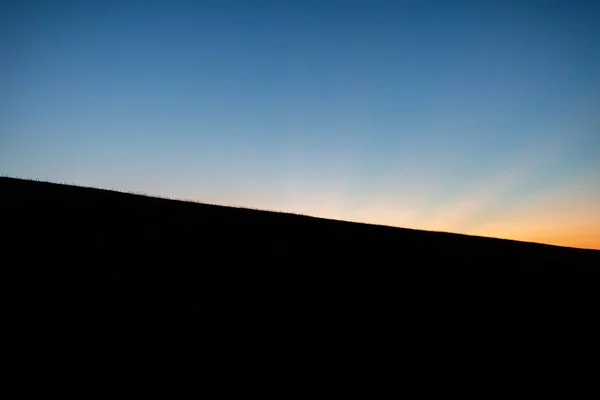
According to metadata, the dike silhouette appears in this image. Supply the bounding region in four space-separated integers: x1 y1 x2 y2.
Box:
2 176 599 319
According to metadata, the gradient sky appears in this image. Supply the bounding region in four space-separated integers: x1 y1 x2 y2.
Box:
2 0 599 249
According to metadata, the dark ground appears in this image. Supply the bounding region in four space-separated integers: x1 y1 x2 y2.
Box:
2 176 599 324
4 175 600 380
4 175 597 400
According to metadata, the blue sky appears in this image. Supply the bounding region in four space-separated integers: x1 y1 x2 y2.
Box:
2 0 599 248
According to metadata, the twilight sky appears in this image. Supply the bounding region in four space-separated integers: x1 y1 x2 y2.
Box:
2 0 599 249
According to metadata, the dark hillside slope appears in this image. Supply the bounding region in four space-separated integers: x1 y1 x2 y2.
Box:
2 176 599 316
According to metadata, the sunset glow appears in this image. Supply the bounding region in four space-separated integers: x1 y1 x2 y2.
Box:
2 1 599 249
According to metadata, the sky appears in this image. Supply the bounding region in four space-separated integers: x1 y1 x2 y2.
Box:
2 0 599 249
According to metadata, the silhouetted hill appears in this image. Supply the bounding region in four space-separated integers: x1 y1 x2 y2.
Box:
2 176 599 320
